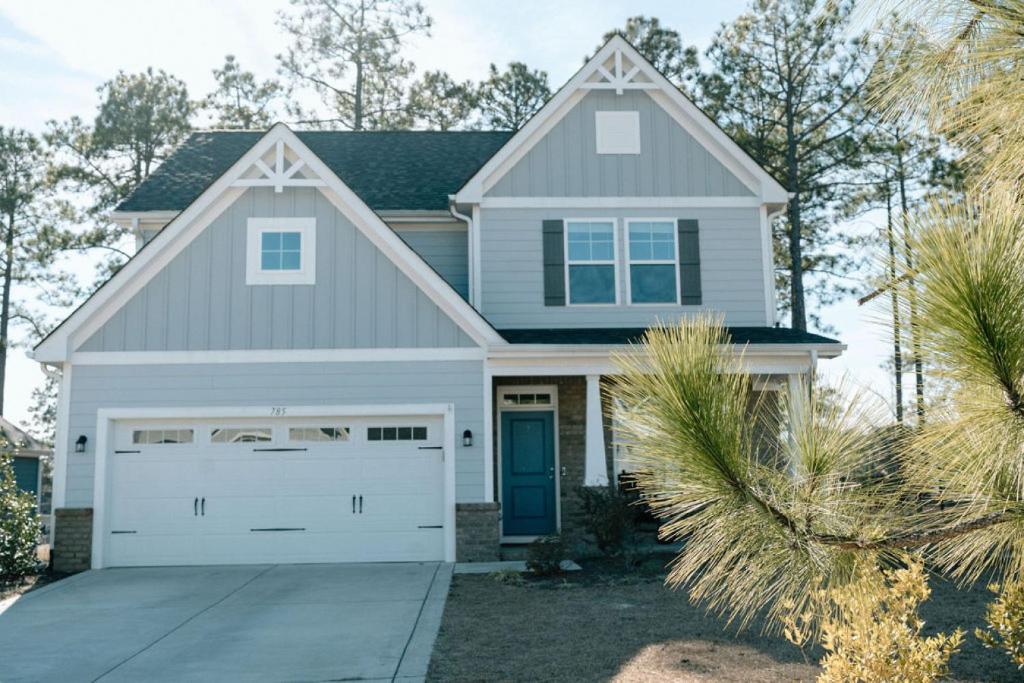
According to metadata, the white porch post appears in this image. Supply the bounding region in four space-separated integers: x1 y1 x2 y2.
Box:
584 374 609 486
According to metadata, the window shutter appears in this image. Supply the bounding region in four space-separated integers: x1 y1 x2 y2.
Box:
678 219 702 305
542 220 566 306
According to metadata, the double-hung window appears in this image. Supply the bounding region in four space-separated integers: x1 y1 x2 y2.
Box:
246 217 316 285
626 219 678 304
565 220 617 305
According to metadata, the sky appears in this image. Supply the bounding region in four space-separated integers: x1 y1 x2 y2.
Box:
0 0 895 432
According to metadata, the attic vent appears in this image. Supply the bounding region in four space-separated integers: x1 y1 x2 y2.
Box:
595 111 641 155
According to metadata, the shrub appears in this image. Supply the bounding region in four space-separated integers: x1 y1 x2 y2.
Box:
525 534 564 576
489 568 526 586
577 485 638 556
783 560 963 683
976 580 1024 669
0 453 41 581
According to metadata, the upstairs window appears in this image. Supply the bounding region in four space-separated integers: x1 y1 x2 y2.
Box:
626 220 678 304
246 217 316 285
565 220 617 305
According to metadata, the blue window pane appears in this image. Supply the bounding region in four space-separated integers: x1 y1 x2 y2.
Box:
591 238 614 260
568 242 590 260
261 232 281 250
630 222 675 261
280 251 301 270
568 222 615 262
281 232 301 250
630 264 677 303
261 251 281 270
652 241 675 260
629 240 652 260
569 265 616 304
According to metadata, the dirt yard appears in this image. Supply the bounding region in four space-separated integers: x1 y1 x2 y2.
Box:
428 557 1021 682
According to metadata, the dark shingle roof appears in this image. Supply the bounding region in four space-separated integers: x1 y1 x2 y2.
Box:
116 130 514 213
498 327 841 346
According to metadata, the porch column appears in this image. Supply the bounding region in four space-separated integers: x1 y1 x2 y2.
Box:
584 374 609 486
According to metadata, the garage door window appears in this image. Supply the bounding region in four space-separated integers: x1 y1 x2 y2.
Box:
211 428 272 443
132 429 194 445
367 426 428 441
289 427 350 442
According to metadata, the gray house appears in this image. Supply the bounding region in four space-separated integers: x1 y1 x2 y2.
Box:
32 37 843 572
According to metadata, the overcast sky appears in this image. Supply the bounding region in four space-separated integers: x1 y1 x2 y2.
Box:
0 0 894 431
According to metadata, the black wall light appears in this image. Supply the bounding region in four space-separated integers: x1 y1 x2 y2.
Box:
75 435 87 453
462 429 473 447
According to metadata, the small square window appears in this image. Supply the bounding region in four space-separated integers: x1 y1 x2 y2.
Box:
247 218 316 285
368 427 382 441
595 111 641 154
412 427 428 440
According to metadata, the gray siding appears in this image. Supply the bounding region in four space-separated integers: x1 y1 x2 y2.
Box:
393 228 469 300
487 91 753 198
64 361 485 506
479 206 769 328
80 188 475 352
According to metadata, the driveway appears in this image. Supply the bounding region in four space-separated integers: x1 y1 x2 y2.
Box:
0 562 452 682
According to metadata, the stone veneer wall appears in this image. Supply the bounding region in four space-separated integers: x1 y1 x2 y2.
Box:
492 376 615 550
53 507 93 574
455 502 501 561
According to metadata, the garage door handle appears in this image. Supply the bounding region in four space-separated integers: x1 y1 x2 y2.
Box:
352 495 356 514
201 497 206 516
359 495 363 514
194 497 198 516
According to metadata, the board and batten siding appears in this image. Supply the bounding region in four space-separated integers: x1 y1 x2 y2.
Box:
486 90 753 198
78 187 475 352
393 227 469 300
479 206 769 328
64 361 485 506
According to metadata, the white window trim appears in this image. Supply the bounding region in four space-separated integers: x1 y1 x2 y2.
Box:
624 218 680 306
246 217 317 285
595 110 641 155
564 218 620 307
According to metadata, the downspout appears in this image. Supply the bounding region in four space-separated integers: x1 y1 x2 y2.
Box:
448 196 476 309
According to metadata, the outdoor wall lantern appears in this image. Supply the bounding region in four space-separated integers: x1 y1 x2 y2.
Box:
462 429 473 447
75 435 87 453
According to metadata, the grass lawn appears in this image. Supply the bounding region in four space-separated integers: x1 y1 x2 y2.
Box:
428 556 1021 682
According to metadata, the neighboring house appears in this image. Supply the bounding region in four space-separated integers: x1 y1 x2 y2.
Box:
0 416 52 530
31 37 843 573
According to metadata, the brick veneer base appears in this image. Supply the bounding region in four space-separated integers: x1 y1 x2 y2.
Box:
53 507 93 574
455 502 501 561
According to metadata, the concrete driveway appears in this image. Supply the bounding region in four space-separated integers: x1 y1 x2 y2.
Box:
0 562 452 682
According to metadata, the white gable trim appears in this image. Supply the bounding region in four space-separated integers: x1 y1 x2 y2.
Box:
34 125 504 363
454 36 789 205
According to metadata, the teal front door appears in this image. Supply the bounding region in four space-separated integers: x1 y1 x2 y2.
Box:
501 411 556 536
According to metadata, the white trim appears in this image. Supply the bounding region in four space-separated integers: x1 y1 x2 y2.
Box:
479 196 764 209
584 374 609 486
245 217 316 286
763 206 783 326
595 110 641 155
34 124 504 363
91 402 457 569
624 218 680 306
70 347 485 366
495 384 561 538
51 364 71 513
564 218 620 306
454 36 788 205
482 365 494 503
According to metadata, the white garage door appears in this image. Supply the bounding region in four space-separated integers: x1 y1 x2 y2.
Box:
104 415 445 567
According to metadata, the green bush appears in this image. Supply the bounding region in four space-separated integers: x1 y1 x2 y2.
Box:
0 453 41 581
578 485 638 556
977 580 1024 669
526 534 564 576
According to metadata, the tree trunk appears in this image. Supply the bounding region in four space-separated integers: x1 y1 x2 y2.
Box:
895 132 925 420
0 208 15 415
353 0 366 131
885 179 904 424
785 113 806 331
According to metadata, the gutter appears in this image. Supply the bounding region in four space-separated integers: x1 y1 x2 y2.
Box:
448 196 476 308
486 342 847 360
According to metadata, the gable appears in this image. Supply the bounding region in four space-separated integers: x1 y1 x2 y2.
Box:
78 187 476 352
486 90 753 198
456 36 788 205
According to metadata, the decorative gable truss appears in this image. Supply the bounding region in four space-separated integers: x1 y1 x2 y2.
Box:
233 139 326 192
582 47 656 95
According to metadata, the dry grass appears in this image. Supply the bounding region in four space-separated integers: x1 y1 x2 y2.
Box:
428 558 1021 682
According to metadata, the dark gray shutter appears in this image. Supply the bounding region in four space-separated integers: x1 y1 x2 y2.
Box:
542 219 565 306
678 219 702 305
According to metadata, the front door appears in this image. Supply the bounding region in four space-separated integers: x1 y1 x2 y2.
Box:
501 410 556 536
